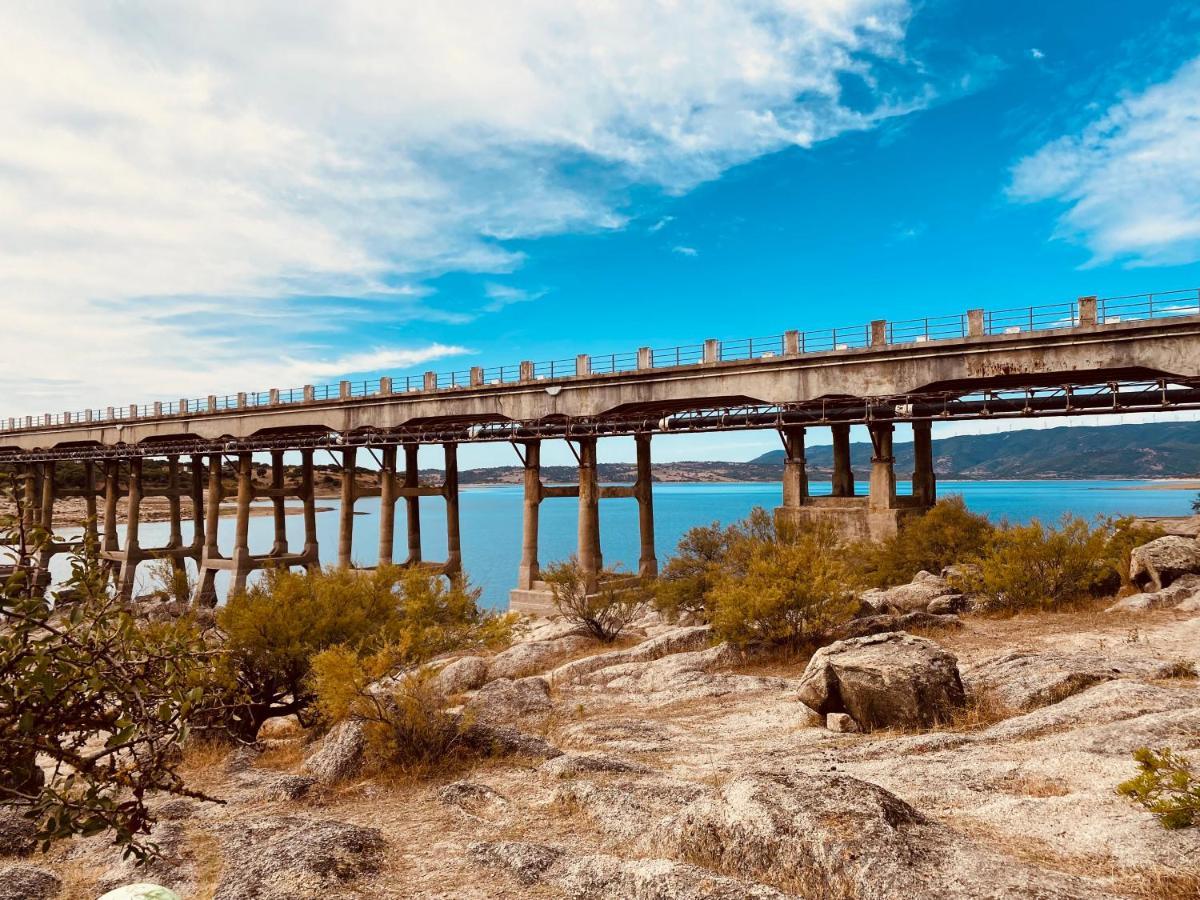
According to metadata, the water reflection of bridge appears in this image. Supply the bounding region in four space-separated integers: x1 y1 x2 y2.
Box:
5 289 1200 612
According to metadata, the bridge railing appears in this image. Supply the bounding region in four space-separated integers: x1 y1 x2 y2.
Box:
5 287 1200 434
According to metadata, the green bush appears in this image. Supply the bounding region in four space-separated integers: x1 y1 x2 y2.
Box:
1118 747 1200 829
707 516 858 647
855 496 995 587
653 521 735 619
0 522 213 858
213 566 511 740
964 515 1128 612
543 557 648 642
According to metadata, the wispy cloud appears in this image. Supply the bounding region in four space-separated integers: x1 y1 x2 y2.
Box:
1029 48 1045 60
483 283 547 313
1010 56 1200 266
672 245 699 257
0 1 924 412
649 216 675 233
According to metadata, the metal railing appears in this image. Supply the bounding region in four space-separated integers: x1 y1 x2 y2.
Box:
5 287 1198 434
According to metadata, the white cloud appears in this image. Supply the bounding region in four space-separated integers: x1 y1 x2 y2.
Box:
482 283 546 313
672 245 700 257
1029 48 1045 60
0 1 920 414
1010 56 1200 266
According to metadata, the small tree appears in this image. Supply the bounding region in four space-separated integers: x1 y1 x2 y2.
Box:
708 518 858 647
654 521 735 620
1118 747 1200 829
0 508 215 859
543 558 647 643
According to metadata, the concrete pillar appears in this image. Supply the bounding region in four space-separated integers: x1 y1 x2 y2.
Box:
268 388 280 406
207 395 217 413
519 360 535 382
831 424 855 497
1078 295 1098 327
912 420 936 508
470 366 484 386
338 446 357 569
424 371 437 391
378 445 397 567
444 443 462 576
871 320 887 347
117 458 142 600
102 460 119 555
36 462 56 577
784 330 800 355
303 386 315 403
637 347 653 370
404 444 421 565
230 453 254 595
236 392 247 409
635 433 657 579
967 308 984 337
576 437 602 582
166 456 182 551
82 460 98 547
868 422 897 511
781 426 808 508
299 449 319 568
379 376 392 394
270 449 287 556
575 355 590 377
192 453 223 606
517 441 542 590
153 402 162 417
339 380 350 399
703 339 720 363
189 455 206 555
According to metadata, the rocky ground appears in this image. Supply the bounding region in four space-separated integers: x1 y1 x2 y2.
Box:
5 571 1199 900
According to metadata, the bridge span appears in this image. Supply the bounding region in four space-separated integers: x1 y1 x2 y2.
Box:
4 288 1200 612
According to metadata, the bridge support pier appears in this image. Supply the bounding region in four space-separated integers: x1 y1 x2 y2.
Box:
371 442 461 578
777 421 935 543
509 433 657 615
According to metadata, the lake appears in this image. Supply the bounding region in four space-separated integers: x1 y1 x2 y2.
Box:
51 479 1199 609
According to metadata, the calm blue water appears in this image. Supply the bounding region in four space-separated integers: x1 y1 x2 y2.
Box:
52 479 1198 609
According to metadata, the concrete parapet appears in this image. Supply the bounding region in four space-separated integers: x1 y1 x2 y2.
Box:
339 380 350 399
871 320 887 347
470 367 484 386
303 386 314 402
1078 295 1098 327
153 402 162 416
784 330 800 355
575 354 590 376
520 360 535 382
967 308 984 337
206 396 216 413
269 389 280 406
637 346 653 369
703 339 720 363
424 371 437 391
379 376 392 394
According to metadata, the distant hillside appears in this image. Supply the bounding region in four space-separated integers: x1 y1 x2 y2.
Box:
750 421 1200 480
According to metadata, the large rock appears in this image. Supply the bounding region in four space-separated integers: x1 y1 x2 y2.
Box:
830 611 961 642
0 864 60 900
469 840 562 886
1130 535 1200 591
548 626 713 684
859 571 961 614
963 650 1196 712
461 722 562 760
430 655 490 694
797 632 965 730
486 634 594 680
651 771 1098 899
559 853 789 900
466 676 552 724
301 719 366 784
1105 572 1200 612
0 811 36 857
213 816 384 900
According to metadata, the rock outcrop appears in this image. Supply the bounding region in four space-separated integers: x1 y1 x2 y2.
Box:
1105 572 1200 612
0 811 36 857
0 864 60 900
301 719 366 784
213 816 384 900
430 655 490 694
859 571 962 614
486 633 594 680
797 632 965 730
1129 535 1200 591
466 676 553 723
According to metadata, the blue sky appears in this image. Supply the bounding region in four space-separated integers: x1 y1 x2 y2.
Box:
3 1 1200 468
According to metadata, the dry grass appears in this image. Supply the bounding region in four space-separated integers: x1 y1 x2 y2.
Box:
179 736 235 775
254 738 307 770
1122 865 1200 900
993 773 1072 797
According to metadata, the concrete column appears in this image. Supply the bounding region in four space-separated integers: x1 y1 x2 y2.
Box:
192 453 223 606
338 446 357 569
517 441 542 590
21 464 38 533
36 462 56 577
637 347 653 370
300 449 319 568
424 371 437 391
379 376 392 394
575 355 590 376
577 437 602 582
784 330 800 355
378 445 397 567
117 458 142 599
444 443 462 576
470 366 484 386
831 424 855 497
166 457 183 551
703 339 720 363
519 360 535 382
868 422 897 511
871 320 888 347
102 460 119 555
189 455 206 556
82 460 98 547
912 420 936 508
635 433 657 579
404 444 421 565
1078 295 1098 327
270 449 287 556
781 426 808 508
230 453 254 595
967 308 984 337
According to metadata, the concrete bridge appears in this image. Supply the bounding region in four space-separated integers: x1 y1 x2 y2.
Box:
4 288 1200 611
